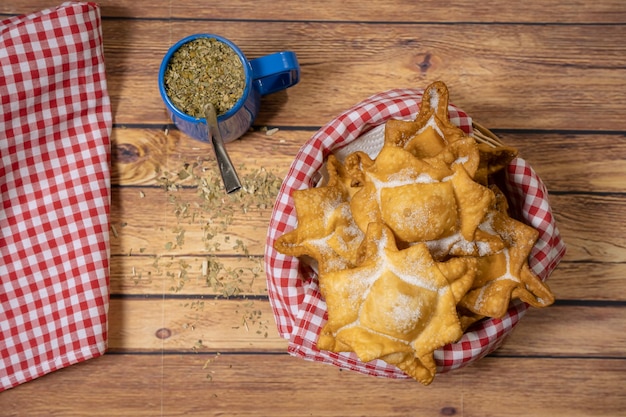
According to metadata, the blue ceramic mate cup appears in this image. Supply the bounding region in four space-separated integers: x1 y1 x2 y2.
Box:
159 34 300 143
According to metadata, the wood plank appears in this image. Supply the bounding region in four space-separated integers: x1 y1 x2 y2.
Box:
109 185 276 256
107 298 287 352
107 296 624 357
109 250 626 304
494 131 626 193
108 198 273 258
110 254 267 296
4 0 626 23
112 127 626 193
111 128 294 186
496 305 626 357
461 357 626 417
109 255 626 302
2 354 625 416
551 194 626 263
547 261 626 301
110 128 626 301
111 129 626 268
94 20 626 130
110 183 626 264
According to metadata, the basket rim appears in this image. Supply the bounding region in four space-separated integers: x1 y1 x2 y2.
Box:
472 121 504 148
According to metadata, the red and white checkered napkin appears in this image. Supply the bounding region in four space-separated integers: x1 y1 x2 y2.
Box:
0 2 111 391
265 88 567 380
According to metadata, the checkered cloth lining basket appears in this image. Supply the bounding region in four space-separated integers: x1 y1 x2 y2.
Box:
265 88 566 379
1 2 111 391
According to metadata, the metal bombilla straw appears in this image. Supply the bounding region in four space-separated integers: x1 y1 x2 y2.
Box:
204 103 242 194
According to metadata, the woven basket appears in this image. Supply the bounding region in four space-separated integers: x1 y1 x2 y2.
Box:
265 88 566 380
472 121 504 148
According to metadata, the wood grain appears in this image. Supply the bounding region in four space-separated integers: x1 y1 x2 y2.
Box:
112 127 626 193
111 128 294 186
110 255 267 296
109 187 275 256
1 0 625 414
110 184 626 263
109 252 626 303
492 131 626 193
108 253 626 302
4 0 626 23
547 261 626 301
552 194 626 263
2 354 625 417
111 129 626 263
107 298 285 352
106 297 625 356
92 19 626 129
496 305 626 357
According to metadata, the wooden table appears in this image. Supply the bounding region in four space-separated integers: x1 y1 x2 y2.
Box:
2 1 625 415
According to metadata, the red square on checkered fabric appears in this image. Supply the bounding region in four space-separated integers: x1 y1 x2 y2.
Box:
1 2 111 391
265 88 566 380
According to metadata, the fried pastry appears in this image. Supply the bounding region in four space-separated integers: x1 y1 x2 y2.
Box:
458 187 554 317
274 155 365 273
345 145 456 243
317 222 476 385
345 141 493 245
384 81 466 159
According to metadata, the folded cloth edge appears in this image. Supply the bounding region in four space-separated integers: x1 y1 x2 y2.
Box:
0 1 112 391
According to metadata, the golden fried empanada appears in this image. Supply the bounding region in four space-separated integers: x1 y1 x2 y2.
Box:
384 81 467 158
317 223 476 385
274 156 364 273
458 187 554 317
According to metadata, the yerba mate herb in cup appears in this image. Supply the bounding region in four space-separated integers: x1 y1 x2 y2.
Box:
163 37 245 118
159 33 300 143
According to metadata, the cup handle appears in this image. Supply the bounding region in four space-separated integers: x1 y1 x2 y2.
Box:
249 51 300 96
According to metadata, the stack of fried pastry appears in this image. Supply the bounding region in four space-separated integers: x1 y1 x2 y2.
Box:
274 81 554 385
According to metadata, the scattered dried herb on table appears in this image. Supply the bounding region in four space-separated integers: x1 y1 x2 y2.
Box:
163 37 246 117
119 160 280 369
154 160 281 297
